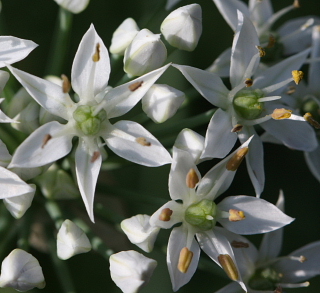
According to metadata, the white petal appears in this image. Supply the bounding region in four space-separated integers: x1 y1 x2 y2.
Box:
0 166 35 199
0 249 45 291
167 226 200 291
3 184 35 219
7 65 74 120
0 70 9 92
57 219 91 260
215 282 243 293
0 36 37 67
110 250 157 293
249 0 273 27
72 24 110 102
121 214 160 253
75 138 102 222
218 195 294 234
165 0 182 10
309 24 320 93
105 64 171 119
206 47 231 77
172 64 229 109
201 108 238 159
304 143 320 182
0 139 12 167
9 122 73 168
54 0 89 13
105 120 172 167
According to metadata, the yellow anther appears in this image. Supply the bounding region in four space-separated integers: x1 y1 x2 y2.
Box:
286 85 296 95
256 45 266 57
292 70 304 84
178 247 193 273
266 34 276 48
231 240 249 248
61 74 71 93
229 209 246 221
304 112 320 129
231 124 243 133
186 168 199 189
299 255 307 263
218 254 239 281
159 208 173 222
129 81 143 92
91 151 100 163
245 78 253 87
42 134 52 148
271 108 292 120
226 147 249 171
293 0 300 8
135 137 151 146
92 43 100 62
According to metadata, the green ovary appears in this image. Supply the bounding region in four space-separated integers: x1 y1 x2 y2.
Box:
73 105 107 136
248 267 281 290
233 89 264 120
185 199 217 231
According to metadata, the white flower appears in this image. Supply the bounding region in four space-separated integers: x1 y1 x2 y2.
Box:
7 24 172 222
121 214 160 253
161 4 202 51
124 29 167 76
141 84 185 123
148 138 294 291
173 11 317 196
110 18 140 56
110 250 157 293
0 249 45 291
53 0 89 13
57 219 91 260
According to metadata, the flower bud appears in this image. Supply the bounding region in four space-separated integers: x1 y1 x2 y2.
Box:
57 219 92 260
121 214 160 253
0 249 45 291
110 18 140 56
161 4 202 51
53 0 89 13
142 84 185 123
109 250 157 293
124 29 167 76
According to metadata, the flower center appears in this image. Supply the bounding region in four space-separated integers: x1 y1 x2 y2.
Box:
73 105 107 136
233 89 264 120
259 32 284 63
184 199 217 231
248 267 281 290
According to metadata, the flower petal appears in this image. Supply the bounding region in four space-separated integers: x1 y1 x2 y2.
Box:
304 143 320 182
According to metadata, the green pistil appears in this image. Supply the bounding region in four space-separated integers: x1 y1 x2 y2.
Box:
73 105 107 136
248 267 281 290
233 89 264 120
185 199 217 231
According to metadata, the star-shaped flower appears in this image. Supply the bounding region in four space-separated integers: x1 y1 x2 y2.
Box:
7 24 172 222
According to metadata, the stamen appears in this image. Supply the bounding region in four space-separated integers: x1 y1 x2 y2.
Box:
92 43 100 62
292 70 304 84
226 147 249 171
274 286 283 293
91 151 100 163
218 254 239 281
42 134 52 148
256 46 266 57
231 240 249 248
266 34 276 48
245 78 253 87
136 137 151 146
289 255 307 262
178 247 193 273
286 86 296 95
159 208 173 221
304 113 320 129
231 124 243 132
229 209 246 221
129 81 143 91
258 96 281 102
186 168 199 189
293 0 300 8
271 108 292 120
278 281 309 288
61 74 71 93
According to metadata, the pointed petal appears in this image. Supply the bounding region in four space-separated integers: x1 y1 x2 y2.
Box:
8 122 73 168
218 195 294 234
105 64 170 119
75 138 102 222
201 108 238 159
215 282 243 293
7 65 74 120
172 64 229 109
0 36 37 67
206 47 231 77
309 24 320 93
167 226 200 291
304 143 320 182
105 120 172 166
230 10 260 88
249 0 273 27
71 24 110 101
0 139 12 168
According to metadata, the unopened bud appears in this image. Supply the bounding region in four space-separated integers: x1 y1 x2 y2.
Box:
186 168 199 188
226 147 248 171
292 70 304 84
218 254 239 281
229 209 246 221
178 247 193 273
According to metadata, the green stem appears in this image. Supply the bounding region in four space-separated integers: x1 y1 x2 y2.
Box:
45 200 64 229
17 211 33 251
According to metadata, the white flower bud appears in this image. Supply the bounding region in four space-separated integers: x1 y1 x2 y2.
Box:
53 0 89 14
57 219 91 260
0 249 45 291
3 184 36 219
110 18 140 56
124 29 167 76
142 84 185 123
161 4 202 51
109 250 157 293
121 214 160 253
